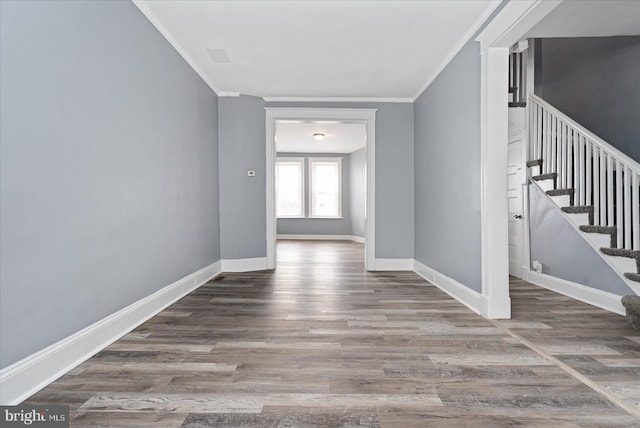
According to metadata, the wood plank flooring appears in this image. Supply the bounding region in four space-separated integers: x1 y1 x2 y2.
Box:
26 240 640 427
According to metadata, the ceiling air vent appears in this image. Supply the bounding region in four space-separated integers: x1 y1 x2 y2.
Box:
207 49 230 63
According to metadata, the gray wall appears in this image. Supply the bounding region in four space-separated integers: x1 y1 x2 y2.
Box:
414 39 482 292
535 37 640 161
277 153 352 236
267 102 414 259
0 1 220 368
349 148 367 238
218 95 267 259
529 184 632 296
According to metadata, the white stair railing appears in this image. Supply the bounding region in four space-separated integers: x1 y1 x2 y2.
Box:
528 93 640 251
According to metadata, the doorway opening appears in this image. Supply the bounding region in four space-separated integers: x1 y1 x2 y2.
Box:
265 108 376 270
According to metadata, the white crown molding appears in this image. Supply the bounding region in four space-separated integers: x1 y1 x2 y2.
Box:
527 271 625 315
0 260 222 405
410 0 502 102
264 97 413 104
218 92 241 97
475 0 562 48
132 0 221 95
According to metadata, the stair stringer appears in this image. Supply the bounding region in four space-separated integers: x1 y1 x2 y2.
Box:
529 178 639 296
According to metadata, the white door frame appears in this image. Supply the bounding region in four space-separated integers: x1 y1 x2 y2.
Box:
476 0 563 318
265 108 377 270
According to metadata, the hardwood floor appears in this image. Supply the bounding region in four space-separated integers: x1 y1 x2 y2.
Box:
26 240 640 427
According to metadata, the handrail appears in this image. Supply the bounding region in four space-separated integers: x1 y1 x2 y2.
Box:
529 93 640 172
528 93 640 251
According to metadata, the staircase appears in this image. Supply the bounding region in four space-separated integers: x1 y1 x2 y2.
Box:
527 94 640 296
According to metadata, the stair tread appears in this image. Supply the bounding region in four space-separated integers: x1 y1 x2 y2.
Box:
601 248 640 259
562 205 594 225
509 102 527 107
624 272 640 282
562 205 593 213
547 188 573 196
533 173 558 181
561 205 593 214
580 225 616 247
579 225 616 234
527 159 543 167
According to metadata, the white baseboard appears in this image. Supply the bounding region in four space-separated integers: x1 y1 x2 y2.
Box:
277 234 364 244
527 271 625 315
0 260 222 405
374 258 413 271
413 260 487 316
221 257 268 272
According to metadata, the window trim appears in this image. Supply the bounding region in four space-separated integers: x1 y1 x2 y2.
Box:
309 157 342 219
276 157 305 218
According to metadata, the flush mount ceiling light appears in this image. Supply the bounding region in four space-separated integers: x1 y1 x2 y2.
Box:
313 133 325 141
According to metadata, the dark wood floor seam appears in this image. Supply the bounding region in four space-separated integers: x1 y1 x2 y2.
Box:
491 319 640 420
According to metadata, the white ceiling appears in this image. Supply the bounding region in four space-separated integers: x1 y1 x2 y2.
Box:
526 1 640 38
276 121 366 154
133 0 499 100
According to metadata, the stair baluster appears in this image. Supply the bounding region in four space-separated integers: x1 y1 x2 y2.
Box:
528 94 640 290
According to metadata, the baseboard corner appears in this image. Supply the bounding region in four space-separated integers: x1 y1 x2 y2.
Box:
413 259 486 316
374 258 413 271
221 257 269 273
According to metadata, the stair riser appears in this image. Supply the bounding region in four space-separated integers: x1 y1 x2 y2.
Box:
603 255 638 275
549 195 571 209
582 233 614 250
537 179 555 192
565 213 591 227
529 166 541 176
624 280 640 295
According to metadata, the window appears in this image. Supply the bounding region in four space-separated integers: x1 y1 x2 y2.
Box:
276 158 304 217
310 157 342 218
276 156 342 219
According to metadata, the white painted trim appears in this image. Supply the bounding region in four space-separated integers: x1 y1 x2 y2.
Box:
350 235 365 244
410 0 502 101
527 271 625 316
221 257 269 273
475 1 562 48
264 97 412 103
132 1 221 95
521 182 532 279
473 0 566 320
217 92 241 97
265 108 376 271
479 46 512 319
413 260 487 316
277 234 364 243
0 260 222 405
374 259 413 271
